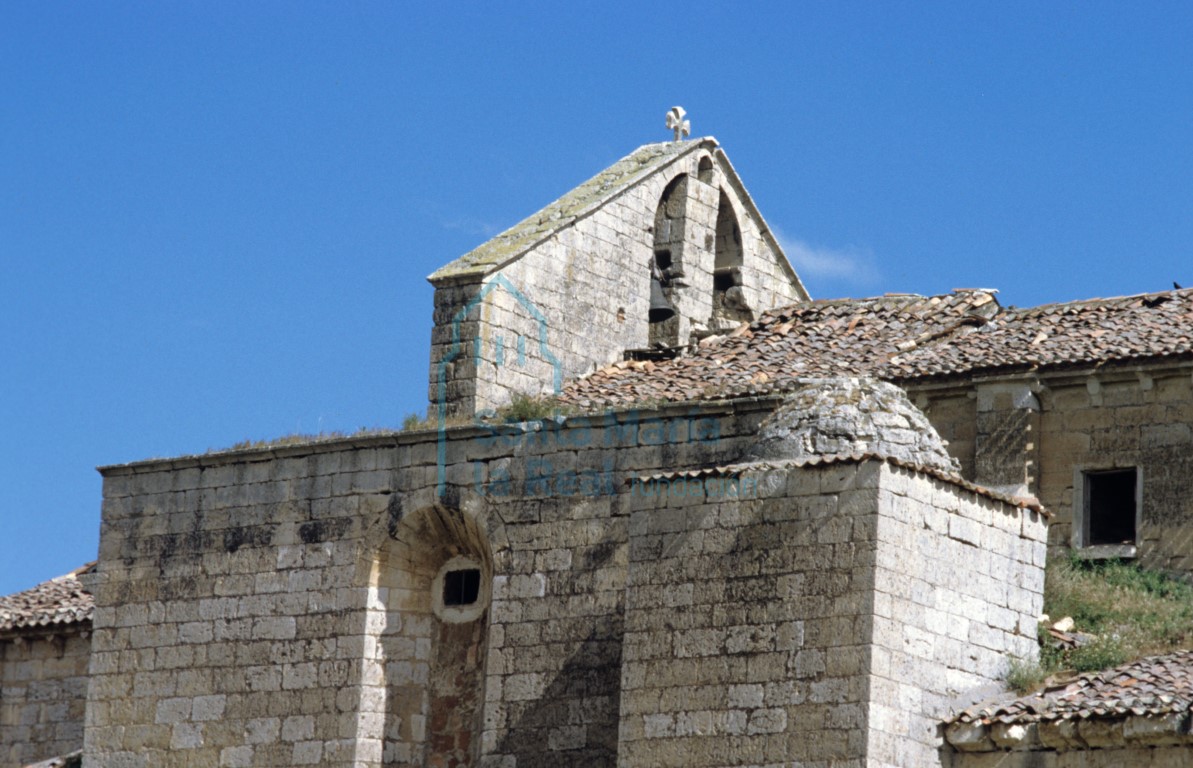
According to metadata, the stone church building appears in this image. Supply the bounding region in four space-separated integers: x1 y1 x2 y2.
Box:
4 131 1193 767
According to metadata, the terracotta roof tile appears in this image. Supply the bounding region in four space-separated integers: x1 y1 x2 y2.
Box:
561 290 999 407
951 649 1193 725
0 563 95 633
893 289 1193 379
560 288 1193 408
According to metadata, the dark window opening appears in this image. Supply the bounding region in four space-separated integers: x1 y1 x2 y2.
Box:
1085 469 1137 546
654 249 672 272
443 568 481 606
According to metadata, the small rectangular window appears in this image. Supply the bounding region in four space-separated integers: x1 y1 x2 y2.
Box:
443 568 481 606
1084 468 1137 546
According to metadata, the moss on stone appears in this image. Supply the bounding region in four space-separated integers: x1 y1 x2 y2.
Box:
428 140 714 283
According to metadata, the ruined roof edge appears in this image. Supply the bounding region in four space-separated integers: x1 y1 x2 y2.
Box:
634 453 1050 516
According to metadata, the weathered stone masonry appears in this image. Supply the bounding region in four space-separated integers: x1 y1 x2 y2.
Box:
427 139 807 417
25 134 1193 767
84 381 1047 767
85 399 774 767
1 632 90 767
910 365 1193 572
619 459 1045 768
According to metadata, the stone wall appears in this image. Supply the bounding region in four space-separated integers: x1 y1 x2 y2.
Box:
971 382 1040 497
1035 369 1193 572
909 388 974 480
85 398 774 767
85 390 1056 767
86 449 399 767
0 629 91 766
428 145 805 417
616 459 1046 768
914 365 1193 575
457 400 770 768
618 462 880 767
868 465 1046 767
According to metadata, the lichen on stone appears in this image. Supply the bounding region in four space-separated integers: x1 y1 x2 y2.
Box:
428 139 715 282
743 377 960 472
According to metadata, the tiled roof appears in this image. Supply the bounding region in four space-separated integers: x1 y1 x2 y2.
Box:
952 649 1193 726
560 287 1193 408
428 139 714 283
560 290 999 407
894 288 1193 379
0 563 95 634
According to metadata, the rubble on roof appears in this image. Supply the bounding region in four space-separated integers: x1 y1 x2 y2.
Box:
0 564 95 634
560 290 1000 407
560 287 1193 409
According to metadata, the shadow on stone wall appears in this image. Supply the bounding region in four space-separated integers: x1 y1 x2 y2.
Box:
495 615 624 768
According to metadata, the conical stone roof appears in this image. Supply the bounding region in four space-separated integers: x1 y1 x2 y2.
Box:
744 377 960 472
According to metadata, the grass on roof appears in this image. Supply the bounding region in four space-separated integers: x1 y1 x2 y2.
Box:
216 426 398 453
1007 554 1193 693
208 409 488 453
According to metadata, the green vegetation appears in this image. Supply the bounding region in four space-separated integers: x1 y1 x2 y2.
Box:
401 396 570 430
1007 555 1193 693
223 432 353 451
495 393 569 423
1005 655 1048 694
1043 555 1193 668
402 412 435 431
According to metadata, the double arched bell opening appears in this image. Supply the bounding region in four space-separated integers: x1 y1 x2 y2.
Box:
648 160 755 346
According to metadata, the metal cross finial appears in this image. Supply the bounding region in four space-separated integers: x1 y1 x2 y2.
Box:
666 106 690 142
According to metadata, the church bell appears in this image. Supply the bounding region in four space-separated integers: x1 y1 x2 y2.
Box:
649 277 676 322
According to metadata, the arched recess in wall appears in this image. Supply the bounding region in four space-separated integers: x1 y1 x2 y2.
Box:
372 501 493 767
650 174 689 347
711 189 753 327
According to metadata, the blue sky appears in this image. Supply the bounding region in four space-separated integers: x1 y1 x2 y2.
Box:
2 3 1191 595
